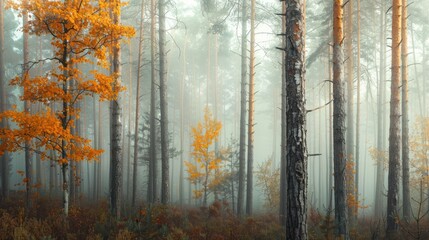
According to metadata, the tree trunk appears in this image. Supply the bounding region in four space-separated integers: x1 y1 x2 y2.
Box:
110 0 123 218
237 0 247 217
246 0 255 216
159 0 169 205
23 1 32 216
0 0 10 201
132 0 145 208
354 0 361 220
284 1 307 239
401 0 411 222
179 36 187 206
375 0 386 218
279 1 286 226
345 0 355 224
333 0 349 238
386 0 402 236
148 0 158 204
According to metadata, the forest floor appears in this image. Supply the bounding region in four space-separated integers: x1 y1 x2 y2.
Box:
0 193 427 239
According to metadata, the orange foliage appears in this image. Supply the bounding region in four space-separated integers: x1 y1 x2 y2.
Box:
186 107 223 203
1 0 134 166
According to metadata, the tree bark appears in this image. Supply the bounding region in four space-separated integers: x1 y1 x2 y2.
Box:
333 0 349 238
159 0 169 205
401 0 411 222
246 0 255 216
386 0 402 236
110 0 123 218
237 0 247 217
284 1 307 239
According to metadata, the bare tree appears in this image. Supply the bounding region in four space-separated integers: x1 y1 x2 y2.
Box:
159 0 169 204
237 0 247 217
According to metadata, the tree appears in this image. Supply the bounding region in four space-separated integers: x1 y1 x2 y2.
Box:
246 0 255 216
279 1 286 227
401 0 411 222
332 0 349 238
159 0 169 205
0 0 10 201
148 0 158 204
284 0 307 238
2 0 134 217
255 159 279 212
386 0 402 236
375 0 387 218
110 0 127 218
132 0 145 208
22 0 32 216
237 0 247 217
185 108 222 206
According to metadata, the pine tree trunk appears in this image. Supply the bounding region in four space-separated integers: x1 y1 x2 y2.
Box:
0 0 10 201
132 0 145 208
333 0 349 238
279 1 286 226
246 0 255 216
386 0 402 236
284 1 307 239
237 0 247 217
345 0 355 224
23 1 32 216
159 0 169 205
354 0 361 220
375 0 386 218
401 0 411 222
110 0 123 218
148 0 158 204
179 37 187 206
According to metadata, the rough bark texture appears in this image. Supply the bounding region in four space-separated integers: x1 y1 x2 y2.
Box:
401 0 411 222
159 0 169 205
148 0 157 204
237 0 247 217
246 0 255 216
284 1 307 239
132 0 145 208
386 0 402 236
333 0 349 238
279 1 287 227
110 0 123 218
375 0 386 218
0 0 10 201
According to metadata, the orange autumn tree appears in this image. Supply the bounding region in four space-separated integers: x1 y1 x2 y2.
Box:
0 0 134 216
186 107 223 206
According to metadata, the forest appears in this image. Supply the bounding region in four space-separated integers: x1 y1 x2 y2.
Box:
0 0 428 239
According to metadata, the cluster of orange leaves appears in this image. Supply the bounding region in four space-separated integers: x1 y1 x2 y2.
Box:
185 107 223 200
